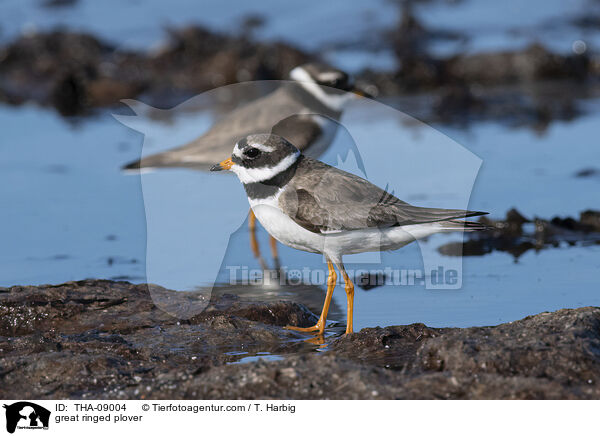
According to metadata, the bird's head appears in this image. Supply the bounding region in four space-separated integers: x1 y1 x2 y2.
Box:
288 63 372 110
210 134 300 184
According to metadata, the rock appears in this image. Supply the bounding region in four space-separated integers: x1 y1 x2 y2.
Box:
580 210 600 232
129 354 400 400
0 25 597 129
119 306 600 399
42 0 78 7
355 272 387 290
414 309 600 386
438 208 600 258
574 168 600 178
0 28 311 115
330 324 442 370
445 44 590 84
0 280 318 398
1 280 600 399
432 84 485 123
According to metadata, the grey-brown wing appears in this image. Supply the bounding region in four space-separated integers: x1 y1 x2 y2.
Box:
279 157 486 233
271 114 324 153
124 87 309 169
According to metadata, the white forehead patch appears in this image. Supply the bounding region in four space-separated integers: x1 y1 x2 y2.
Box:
233 141 275 157
250 143 275 152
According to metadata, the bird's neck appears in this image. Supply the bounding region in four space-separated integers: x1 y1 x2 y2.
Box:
243 155 302 200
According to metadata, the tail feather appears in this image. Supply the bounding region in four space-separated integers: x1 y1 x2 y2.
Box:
439 219 491 231
393 203 488 226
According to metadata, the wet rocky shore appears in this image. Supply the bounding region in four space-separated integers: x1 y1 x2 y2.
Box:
1 21 599 129
1 279 599 399
439 209 600 259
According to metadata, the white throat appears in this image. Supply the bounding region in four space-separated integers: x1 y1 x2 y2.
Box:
289 67 354 112
231 151 300 184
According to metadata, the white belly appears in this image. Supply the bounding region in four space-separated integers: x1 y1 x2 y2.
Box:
252 202 324 254
250 196 451 262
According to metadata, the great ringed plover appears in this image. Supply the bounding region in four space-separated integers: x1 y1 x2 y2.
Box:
211 134 488 335
124 63 369 271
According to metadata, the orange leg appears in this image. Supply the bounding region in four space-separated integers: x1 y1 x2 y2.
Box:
286 259 337 335
269 235 281 271
248 209 268 270
337 262 354 334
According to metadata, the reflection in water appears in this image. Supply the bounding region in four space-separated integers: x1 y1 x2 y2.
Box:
438 208 600 260
210 282 345 332
2 94 600 329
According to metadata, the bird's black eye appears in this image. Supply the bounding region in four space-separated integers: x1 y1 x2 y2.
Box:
244 147 261 158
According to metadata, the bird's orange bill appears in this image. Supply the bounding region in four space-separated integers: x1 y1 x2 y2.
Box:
209 157 234 172
353 86 374 99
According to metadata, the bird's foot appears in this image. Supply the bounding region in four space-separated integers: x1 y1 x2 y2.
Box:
285 322 325 335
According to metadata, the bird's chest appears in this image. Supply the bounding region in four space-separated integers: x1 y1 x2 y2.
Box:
249 194 322 254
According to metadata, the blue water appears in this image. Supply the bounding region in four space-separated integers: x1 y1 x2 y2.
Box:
1 0 598 72
1 0 600 331
2 95 599 329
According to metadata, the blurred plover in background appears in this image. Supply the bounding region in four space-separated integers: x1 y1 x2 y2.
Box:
124 62 369 270
211 134 488 335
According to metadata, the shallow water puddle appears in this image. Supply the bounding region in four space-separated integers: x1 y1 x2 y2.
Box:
1 98 599 329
